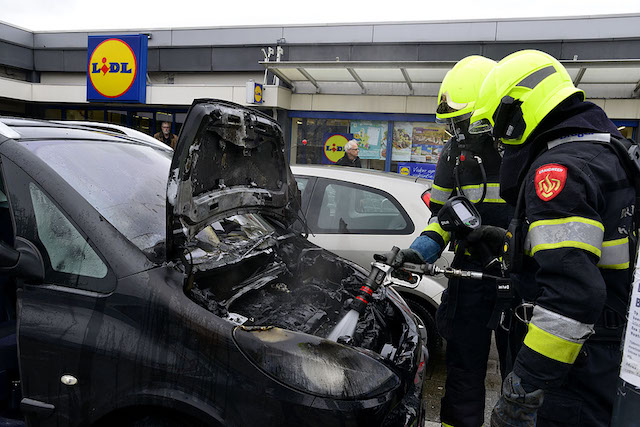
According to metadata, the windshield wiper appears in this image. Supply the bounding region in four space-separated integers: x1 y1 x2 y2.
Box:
238 231 276 260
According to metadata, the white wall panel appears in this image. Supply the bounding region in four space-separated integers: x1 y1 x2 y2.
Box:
406 96 437 114
602 99 640 119
0 77 31 101
31 84 86 103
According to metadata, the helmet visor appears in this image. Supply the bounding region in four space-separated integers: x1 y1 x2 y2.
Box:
435 111 472 125
436 91 469 115
468 118 493 135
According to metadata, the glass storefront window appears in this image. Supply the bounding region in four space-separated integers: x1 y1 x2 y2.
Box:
106 110 128 126
66 109 87 121
44 109 62 120
132 112 153 136
291 116 445 175
87 110 105 122
390 121 448 178
175 113 187 137
291 118 350 166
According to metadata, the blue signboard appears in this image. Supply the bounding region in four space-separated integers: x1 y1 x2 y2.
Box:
87 34 148 103
397 162 436 180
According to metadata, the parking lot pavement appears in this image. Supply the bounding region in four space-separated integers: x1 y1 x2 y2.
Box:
423 336 502 426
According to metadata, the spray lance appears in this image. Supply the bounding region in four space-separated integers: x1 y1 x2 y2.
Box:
327 196 502 343
327 247 400 342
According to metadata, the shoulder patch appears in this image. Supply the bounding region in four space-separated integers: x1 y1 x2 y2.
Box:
534 163 567 201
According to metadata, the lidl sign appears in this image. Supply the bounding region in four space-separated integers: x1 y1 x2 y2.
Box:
397 162 436 180
87 35 148 103
322 133 354 164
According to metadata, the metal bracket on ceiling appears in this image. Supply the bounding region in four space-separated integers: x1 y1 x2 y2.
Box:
347 68 366 94
400 68 414 95
297 68 320 93
634 79 640 98
573 67 586 86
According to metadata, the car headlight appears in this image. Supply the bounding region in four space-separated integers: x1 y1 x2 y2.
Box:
233 326 400 399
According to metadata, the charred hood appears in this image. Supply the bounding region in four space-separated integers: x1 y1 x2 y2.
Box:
166 99 298 258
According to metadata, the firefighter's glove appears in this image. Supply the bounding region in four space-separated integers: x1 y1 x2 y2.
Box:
374 248 424 268
490 372 544 427
464 225 507 267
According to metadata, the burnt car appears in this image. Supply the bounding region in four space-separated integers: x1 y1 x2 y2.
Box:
0 100 427 426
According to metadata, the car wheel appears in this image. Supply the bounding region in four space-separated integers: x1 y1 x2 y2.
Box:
402 295 441 353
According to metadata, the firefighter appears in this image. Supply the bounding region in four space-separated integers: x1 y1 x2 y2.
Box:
385 55 515 427
467 49 633 426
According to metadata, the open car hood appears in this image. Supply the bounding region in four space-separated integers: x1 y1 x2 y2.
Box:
166 99 298 258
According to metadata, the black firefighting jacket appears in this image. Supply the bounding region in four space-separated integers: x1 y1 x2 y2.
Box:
501 98 632 389
423 134 513 255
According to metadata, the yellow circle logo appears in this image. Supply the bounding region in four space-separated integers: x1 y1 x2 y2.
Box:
89 39 137 98
254 85 262 103
400 167 410 175
324 134 349 163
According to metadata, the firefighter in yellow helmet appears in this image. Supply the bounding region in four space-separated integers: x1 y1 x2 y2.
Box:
380 55 515 426
468 50 632 426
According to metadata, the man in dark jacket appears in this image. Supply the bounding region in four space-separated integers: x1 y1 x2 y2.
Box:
335 139 362 167
468 49 632 426
154 121 178 149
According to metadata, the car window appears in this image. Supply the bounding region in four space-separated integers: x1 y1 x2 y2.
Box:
22 140 170 251
312 180 412 234
30 183 107 279
296 177 310 199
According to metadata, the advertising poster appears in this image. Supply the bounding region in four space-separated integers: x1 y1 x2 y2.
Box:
410 125 448 163
392 122 414 161
397 162 437 180
322 132 353 164
393 122 447 163
350 121 385 159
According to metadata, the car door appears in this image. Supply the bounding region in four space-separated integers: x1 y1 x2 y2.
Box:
303 177 416 268
0 153 118 426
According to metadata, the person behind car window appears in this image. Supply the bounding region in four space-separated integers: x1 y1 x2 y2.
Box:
335 139 362 168
154 121 178 149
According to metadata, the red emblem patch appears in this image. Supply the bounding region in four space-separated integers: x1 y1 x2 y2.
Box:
534 163 567 201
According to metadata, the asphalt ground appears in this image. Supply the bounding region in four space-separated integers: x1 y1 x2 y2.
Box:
423 336 502 426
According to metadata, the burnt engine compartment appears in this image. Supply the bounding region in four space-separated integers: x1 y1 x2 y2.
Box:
187 237 404 353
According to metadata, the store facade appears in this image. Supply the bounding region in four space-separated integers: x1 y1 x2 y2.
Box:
1 15 640 176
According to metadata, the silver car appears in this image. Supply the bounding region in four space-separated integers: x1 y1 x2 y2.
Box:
292 164 453 351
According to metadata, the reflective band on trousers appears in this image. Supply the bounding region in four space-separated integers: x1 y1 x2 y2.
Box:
524 305 593 364
430 184 453 205
598 237 630 269
525 216 604 257
424 216 451 245
458 183 506 203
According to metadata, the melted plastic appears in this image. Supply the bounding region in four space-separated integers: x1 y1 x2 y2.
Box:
186 239 400 352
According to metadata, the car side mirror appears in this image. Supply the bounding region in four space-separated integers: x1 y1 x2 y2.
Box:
0 238 44 283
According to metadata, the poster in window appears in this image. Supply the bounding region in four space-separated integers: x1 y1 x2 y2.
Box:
410 124 448 163
392 122 414 161
350 121 385 159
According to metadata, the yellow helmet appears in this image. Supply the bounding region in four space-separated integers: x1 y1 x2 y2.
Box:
468 49 584 145
436 55 497 124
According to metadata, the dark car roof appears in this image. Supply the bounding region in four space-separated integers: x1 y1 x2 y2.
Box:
0 117 163 148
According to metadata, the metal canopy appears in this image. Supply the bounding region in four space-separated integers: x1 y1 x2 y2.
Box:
261 59 640 98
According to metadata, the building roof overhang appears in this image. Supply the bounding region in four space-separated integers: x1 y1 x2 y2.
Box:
262 59 640 98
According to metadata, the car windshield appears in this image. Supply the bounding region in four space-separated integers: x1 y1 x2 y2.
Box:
188 213 277 269
22 139 171 251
